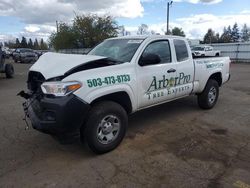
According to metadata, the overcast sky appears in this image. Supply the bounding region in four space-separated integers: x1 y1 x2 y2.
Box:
0 0 250 42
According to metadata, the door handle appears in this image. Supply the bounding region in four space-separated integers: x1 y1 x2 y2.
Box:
167 68 176 73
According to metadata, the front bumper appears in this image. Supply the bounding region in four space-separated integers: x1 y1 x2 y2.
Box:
25 94 90 140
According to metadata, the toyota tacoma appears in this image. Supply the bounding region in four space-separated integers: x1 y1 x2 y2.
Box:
19 36 230 154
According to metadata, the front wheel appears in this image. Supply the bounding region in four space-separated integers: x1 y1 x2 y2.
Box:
198 79 219 109
82 101 128 154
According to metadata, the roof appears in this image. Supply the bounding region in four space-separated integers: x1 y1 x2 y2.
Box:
108 35 186 40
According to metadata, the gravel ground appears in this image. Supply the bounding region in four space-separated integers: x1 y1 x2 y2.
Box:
0 60 250 188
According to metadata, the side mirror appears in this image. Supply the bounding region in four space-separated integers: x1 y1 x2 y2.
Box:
139 53 161 66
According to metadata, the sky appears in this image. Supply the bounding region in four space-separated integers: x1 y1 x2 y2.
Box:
0 0 250 42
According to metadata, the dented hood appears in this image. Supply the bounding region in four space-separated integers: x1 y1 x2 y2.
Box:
30 52 106 79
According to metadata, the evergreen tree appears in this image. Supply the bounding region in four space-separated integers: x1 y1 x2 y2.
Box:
241 24 249 42
215 33 220 43
15 38 20 48
28 38 33 49
40 39 48 50
20 36 28 48
33 38 39 50
231 23 240 42
219 26 232 43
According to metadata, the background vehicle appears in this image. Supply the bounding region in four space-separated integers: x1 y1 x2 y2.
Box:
192 45 221 57
34 50 49 58
0 47 14 78
20 36 230 154
13 48 38 63
1 47 12 58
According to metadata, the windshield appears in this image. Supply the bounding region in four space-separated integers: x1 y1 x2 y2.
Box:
192 46 205 51
20 49 33 53
88 39 143 63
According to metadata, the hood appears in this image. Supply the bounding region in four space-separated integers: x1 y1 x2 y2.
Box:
30 52 106 79
192 50 203 53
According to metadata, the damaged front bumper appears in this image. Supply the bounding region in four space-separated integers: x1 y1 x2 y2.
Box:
22 94 90 141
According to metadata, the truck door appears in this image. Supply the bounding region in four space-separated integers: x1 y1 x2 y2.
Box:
173 39 194 98
136 40 177 109
205 46 213 56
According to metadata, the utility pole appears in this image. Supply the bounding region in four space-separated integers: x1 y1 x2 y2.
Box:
56 20 58 33
167 1 173 35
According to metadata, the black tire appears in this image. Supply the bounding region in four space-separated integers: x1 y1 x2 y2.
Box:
82 101 128 154
198 79 219 109
5 63 14 78
215 53 220 57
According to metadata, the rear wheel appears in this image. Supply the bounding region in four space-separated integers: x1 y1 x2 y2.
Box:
5 63 14 78
81 101 128 154
198 79 219 109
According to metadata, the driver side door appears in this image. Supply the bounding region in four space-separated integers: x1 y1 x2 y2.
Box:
136 40 177 109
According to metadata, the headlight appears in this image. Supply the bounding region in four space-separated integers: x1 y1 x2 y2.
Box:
41 81 82 97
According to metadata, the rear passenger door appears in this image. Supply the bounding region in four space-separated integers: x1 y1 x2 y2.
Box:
173 39 194 98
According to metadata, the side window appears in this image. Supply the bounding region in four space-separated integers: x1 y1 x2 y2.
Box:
142 40 171 64
174 39 189 62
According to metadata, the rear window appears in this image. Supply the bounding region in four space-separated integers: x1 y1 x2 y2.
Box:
174 39 189 62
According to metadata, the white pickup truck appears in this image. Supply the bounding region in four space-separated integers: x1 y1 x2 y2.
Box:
192 45 221 57
20 35 230 154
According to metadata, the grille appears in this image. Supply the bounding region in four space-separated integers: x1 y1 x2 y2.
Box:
27 71 45 93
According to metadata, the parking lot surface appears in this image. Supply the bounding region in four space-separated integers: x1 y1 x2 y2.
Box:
0 60 250 188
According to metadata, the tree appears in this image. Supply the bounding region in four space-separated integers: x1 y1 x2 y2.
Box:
137 24 149 35
241 24 249 42
28 38 33 49
231 23 240 42
150 30 156 35
33 39 39 50
40 39 48 50
215 33 220 43
20 36 28 48
203 29 217 44
49 23 77 50
219 26 232 43
50 14 118 50
171 27 185 37
118 25 126 36
73 14 118 48
15 38 20 48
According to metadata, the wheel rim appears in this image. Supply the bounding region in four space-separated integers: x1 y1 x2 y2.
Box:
96 115 120 145
208 86 217 105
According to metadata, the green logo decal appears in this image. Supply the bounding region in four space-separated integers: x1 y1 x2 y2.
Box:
147 72 191 93
206 63 224 69
146 72 191 100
